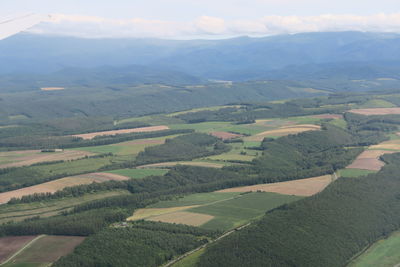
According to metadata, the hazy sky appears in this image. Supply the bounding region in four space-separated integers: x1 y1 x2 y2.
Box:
1 0 400 39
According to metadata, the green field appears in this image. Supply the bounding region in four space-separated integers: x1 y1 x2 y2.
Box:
106 168 168 179
205 144 258 162
349 231 400 267
148 192 301 231
172 248 206 267
357 99 396 108
72 135 176 155
339 169 377 178
0 190 130 224
188 192 302 230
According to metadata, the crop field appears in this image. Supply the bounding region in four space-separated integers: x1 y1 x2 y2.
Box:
0 149 94 169
0 190 130 224
349 107 400 115
217 175 333 196
129 192 301 231
0 173 129 204
346 150 395 171
73 137 167 155
2 235 85 267
246 124 321 141
369 139 400 151
71 125 170 140
105 168 168 179
311 114 343 119
349 231 400 267
0 236 38 264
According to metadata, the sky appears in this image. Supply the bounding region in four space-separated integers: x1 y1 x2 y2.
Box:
1 0 400 39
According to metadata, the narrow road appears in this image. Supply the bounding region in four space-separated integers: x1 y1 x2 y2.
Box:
163 223 251 267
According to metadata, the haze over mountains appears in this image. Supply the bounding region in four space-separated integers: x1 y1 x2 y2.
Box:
1 31 400 82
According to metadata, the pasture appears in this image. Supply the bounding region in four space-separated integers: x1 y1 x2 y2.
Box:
0 190 130 224
217 175 333 196
71 125 169 140
2 235 85 267
0 173 129 204
73 137 167 155
349 231 400 267
0 150 93 169
338 169 376 178
136 161 226 169
129 192 301 231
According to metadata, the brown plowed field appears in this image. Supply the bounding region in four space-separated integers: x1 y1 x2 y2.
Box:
211 131 243 140
217 175 333 196
10 235 85 264
346 150 395 171
71 125 170 140
0 172 129 204
148 211 214 226
0 235 37 263
349 108 400 115
0 150 94 169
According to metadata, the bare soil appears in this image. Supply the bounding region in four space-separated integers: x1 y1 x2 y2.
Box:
71 126 169 140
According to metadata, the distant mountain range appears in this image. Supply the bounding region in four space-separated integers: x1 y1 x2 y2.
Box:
1 31 400 82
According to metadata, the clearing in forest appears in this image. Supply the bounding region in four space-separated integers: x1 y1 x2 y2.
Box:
0 149 94 169
2 235 85 266
346 150 396 171
71 125 170 140
136 161 225 169
349 107 400 115
210 131 243 140
217 175 333 196
0 172 129 204
246 124 321 141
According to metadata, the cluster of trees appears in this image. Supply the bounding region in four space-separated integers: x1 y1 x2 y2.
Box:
53 221 211 267
134 133 230 165
197 153 400 267
0 128 193 150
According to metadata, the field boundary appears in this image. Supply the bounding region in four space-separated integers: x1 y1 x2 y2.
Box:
0 235 44 266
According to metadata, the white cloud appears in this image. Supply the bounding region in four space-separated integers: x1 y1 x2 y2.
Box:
22 12 400 39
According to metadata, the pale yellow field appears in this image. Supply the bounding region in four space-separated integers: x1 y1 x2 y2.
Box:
0 150 94 169
127 206 199 221
349 108 400 115
371 139 400 150
246 124 321 141
148 211 214 226
217 175 333 196
71 125 169 140
0 172 129 204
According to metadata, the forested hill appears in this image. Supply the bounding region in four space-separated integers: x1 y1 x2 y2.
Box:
1 31 400 81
